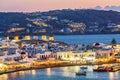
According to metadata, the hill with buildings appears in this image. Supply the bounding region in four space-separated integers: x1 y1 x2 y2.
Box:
0 9 120 35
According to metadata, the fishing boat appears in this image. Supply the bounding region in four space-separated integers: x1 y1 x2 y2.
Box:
93 66 110 72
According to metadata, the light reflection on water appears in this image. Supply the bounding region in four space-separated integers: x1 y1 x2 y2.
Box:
31 70 36 75
0 74 8 80
109 72 114 80
0 66 120 80
46 68 52 76
109 71 119 80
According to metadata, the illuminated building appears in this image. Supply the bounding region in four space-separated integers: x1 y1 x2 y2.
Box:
14 34 19 41
72 50 96 62
7 27 25 33
36 52 52 60
96 49 112 62
73 51 84 60
25 34 31 40
49 35 54 41
0 63 8 72
57 51 73 60
83 50 96 62
42 34 47 41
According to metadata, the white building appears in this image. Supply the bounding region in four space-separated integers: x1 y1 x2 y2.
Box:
56 51 73 60
83 51 96 62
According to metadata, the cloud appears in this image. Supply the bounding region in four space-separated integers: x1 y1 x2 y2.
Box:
104 6 120 12
92 6 120 12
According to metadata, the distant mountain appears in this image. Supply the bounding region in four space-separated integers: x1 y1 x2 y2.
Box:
0 9 120 35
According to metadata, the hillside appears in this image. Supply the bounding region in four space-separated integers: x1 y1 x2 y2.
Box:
0 9 120 35
43 9 120 26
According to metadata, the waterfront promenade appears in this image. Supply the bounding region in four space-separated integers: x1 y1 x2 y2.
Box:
0 60 120 75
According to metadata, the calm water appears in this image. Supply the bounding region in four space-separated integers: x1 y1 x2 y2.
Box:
1 34 120 44
54 34 120 44
0 66 120 80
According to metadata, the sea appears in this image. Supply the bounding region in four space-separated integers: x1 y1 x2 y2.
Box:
54 34 120 44
1 34 120 44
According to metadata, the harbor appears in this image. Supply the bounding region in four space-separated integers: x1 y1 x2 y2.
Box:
0 65 120 80
0 60 120 75
0 0 120 79
0 34 120 79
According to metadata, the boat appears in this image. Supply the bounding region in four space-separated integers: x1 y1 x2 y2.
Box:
109 66 119 72
75 71 86 76
80 66 88 69
76 72 86 76
93 66 110 72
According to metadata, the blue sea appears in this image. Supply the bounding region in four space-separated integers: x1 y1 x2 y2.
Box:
54 34 120 44
1 34 120 44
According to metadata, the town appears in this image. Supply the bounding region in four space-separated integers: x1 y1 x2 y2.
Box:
0 34 120 74
1 9 120 35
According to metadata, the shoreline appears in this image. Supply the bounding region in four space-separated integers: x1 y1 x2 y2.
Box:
0 61 120 75
1 33 120 36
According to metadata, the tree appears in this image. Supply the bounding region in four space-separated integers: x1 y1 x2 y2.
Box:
111 38 117 45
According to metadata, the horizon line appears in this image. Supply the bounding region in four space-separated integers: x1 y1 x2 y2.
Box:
0 8 119 13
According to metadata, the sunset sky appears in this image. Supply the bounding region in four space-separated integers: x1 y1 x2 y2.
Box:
0 0 120 12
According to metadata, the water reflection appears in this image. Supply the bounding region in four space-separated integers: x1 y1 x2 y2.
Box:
9 72 17 79
0 66 120 80
31 70 36 75
74 66 80 72
46 68 51 76
109 71 119 80
0 74 8 80
109 72 114 80
114 71 118 76
60 66 81 78
18 71 25 76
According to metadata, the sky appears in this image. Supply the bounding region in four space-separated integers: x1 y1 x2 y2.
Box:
0 0 120 12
